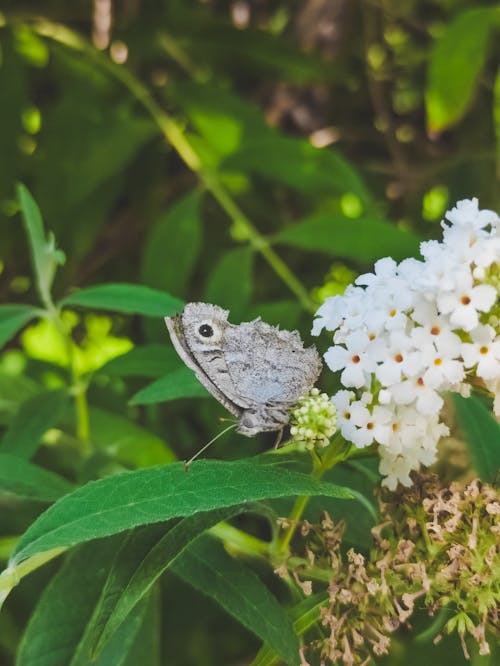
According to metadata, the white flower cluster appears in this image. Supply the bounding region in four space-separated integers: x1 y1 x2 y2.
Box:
312 199 500 490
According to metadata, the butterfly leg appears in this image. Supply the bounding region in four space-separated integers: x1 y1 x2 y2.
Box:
273 428 284 448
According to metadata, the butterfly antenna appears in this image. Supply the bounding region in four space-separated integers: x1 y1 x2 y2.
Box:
184 423 237 471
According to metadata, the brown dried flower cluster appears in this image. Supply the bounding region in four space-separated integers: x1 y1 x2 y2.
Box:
290 475 499 665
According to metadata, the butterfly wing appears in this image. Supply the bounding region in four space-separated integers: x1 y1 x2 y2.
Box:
166 303 322 436
165 304 253 417
223 320 322 407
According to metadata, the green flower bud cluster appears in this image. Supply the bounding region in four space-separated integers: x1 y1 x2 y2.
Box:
289 388 337 448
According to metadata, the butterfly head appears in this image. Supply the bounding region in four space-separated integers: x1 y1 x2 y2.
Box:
177 302 229 350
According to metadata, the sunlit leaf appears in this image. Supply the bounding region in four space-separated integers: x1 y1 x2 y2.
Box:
171 82 372 206
173 536 300 666
129 367 208 405
60 284 183 317
425 8 498 133
22 314 133 374
452 394 500 482
12 458 352 564
0 389 67 459
0 305 39 349
0 453 73 502
13 25 49 67
275 214 422 263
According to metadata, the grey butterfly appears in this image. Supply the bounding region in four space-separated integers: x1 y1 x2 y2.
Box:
165 303 322 436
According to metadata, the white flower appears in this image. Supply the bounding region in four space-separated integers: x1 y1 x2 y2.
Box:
356 257 399 288
389 375 443 415
324 331 377 389
313 198 499 489
443 198 498 232
437 277 497 332
419 240 470 294
379 451 414 489
409 326 464 389
312 285 365 336
374 330 422 386
331 390 358 443
461 325 500 380
348 400 392 447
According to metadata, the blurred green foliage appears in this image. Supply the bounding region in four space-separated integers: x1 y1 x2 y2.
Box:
0 1 499 664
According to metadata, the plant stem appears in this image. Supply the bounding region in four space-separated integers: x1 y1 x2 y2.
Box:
209 522 269 562
0 547 66 610
12 15 315 313
278 495 311 555
45 305 92 455
273 434 351 561
74 387 90 443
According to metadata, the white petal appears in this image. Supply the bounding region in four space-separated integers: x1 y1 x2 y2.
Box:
471 284 497 312
449 305 478 332
324 346 349 371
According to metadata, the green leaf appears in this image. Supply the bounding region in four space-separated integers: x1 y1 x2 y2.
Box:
17 184 66 306
121 588 160 666
452 394 500 482
0 389 67 459
16 538 152 666
0 372 40 421
251 593 327 666
171 82 372 206
172 536 300 666
0 305 39 349
0 453 73 502
141 192 202 298
0 35 27 200
129 367 208 405
38 103 155 212
32 48 156 263
425 8 499 133
12 458 352 564
229 135 372 206
89 508 237 656
275 213 423 263
494 65 500 176
205 247 254 318
169 81 267 164
247 301 302 331
171 19 329 84
100 345 182 378
60 284 184 317
89 407 175 467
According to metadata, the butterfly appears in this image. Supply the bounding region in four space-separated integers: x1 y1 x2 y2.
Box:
165 302 322 436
